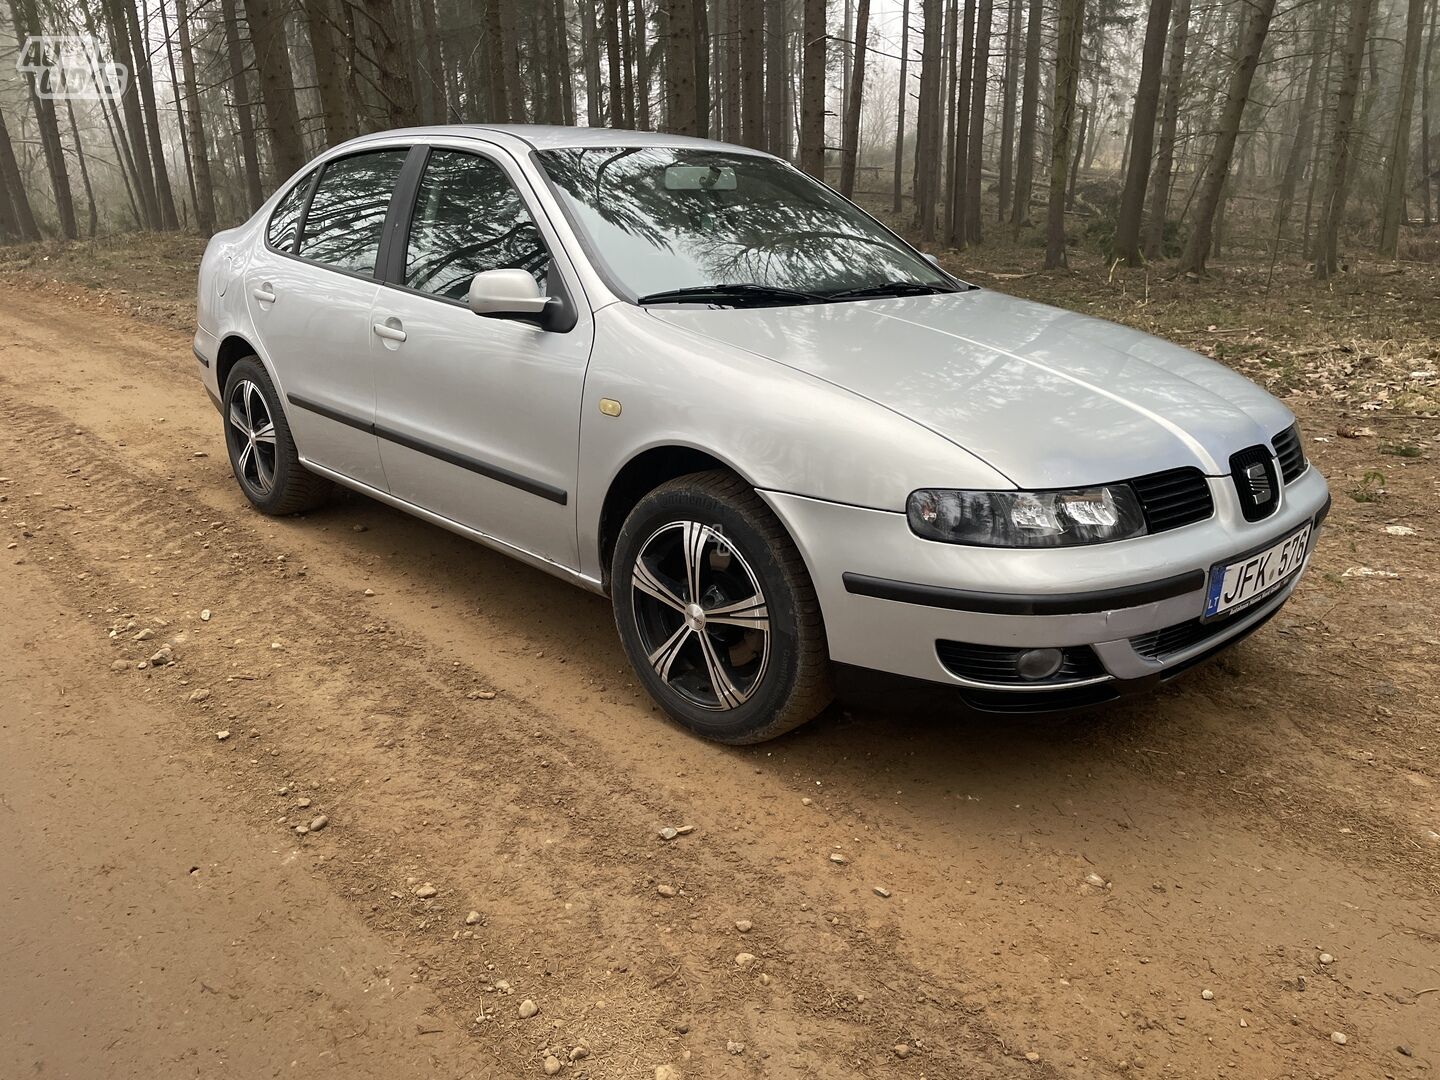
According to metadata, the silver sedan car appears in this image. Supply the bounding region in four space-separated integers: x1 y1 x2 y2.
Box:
194 126 1330 743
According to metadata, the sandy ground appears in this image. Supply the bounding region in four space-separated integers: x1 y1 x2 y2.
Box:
1 270 1437 1079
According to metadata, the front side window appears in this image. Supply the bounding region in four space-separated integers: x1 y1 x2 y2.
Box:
405 150 549 300
266 170 313 251
297 149 409 275
535 147 953 304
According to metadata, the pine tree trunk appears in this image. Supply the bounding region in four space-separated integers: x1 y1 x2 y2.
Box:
997 0 1020 222
839 0 871 194
945 0 973 246
0 105 42 241
1011 0 1041 226
1315 0 1377 278
128 0 181 227
417 0 447 123
620 0 637 126
914 0 943 235
1302 19 1337 257
372 0 420 125
765 0 788 154
1143 0 1188 259
11 0 79 238
580 0 603 124
605 0 625 125
483 0 511 121
1044 0 1085 268
1378 0 1426 254
799 0 827 176
1176 0 1277 277
721 0 740 138
663 0 699 134
963 0 992 241
175 0 216 232
1114 0 1173 264
634 0 652 128
940 0 959 239
1271 7 1325 247
694 0 712 137
112 0 163 226
244 0 307 179
894 0 911 213
158 0 198 225
740 0 764 147
499 0 526 121
1067 102 1087 210
64 98 99 237
97 86 144 227
1422 0 1437 225
220 0 265 210
558 0 578 124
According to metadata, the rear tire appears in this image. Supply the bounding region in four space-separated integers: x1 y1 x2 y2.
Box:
222 357 333 516
611 470 833 743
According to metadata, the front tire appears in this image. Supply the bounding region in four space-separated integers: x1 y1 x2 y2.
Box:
222 357 333 515
611 470 833 743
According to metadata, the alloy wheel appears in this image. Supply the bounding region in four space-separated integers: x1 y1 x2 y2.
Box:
227 379 278 496
630 520 771 710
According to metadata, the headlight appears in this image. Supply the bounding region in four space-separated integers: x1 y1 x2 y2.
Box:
907 485 1147 547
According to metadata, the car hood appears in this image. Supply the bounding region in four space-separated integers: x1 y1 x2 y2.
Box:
645 289 1294 489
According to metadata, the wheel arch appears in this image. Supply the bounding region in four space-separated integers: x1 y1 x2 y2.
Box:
215 333 264 399
598 444 767 587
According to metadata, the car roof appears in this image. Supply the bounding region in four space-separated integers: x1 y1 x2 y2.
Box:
340 124 773 156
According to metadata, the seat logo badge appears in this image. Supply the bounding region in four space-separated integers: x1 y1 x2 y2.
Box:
1244 462 1273 505
598 398 622 417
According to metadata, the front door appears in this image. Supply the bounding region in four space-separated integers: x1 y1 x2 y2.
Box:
245 148 410 492
369 147 593 569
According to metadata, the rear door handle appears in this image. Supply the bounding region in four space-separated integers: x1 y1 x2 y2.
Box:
372 320 407 343
252 284 276 303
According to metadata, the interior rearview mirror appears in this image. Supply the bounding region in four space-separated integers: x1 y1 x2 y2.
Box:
467 269 551 317
664 165 737 191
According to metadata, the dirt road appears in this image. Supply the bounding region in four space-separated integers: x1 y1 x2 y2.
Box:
1 274 1437 1079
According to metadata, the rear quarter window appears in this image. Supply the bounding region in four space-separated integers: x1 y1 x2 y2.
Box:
265 171 313 252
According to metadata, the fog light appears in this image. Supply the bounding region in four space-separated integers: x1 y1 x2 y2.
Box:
1016 648 1064 681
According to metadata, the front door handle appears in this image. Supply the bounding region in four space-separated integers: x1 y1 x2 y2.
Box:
372 320 407 343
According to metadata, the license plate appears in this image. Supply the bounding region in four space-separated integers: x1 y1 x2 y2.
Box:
1203 524 1312 620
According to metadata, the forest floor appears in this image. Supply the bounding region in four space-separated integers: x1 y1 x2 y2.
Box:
0 230 1438 1080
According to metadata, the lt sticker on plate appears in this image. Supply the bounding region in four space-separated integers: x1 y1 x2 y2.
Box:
1204 524 1312 620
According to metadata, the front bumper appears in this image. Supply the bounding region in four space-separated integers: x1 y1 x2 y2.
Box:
761 465 1330 709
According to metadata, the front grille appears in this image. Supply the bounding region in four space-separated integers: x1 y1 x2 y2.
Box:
958 682 1120 713
1132 588 1289 663
936 640 1105 685
1229 445 1280 522
1130 467 1215 532
1272 424 1307 484
1131 618 1225 661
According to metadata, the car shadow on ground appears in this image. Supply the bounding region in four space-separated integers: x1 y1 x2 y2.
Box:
307 488 1263 779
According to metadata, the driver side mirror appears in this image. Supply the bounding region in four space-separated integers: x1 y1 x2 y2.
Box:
467 269 552 317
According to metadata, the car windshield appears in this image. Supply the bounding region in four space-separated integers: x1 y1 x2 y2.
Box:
534 147 956 304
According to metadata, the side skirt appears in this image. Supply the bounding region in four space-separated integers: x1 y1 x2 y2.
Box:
297 457 605 596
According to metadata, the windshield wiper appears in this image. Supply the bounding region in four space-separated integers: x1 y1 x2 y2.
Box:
824 280 957 301
637 283 829 307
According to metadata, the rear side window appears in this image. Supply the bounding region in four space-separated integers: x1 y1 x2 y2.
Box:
266 171 312 251
404 150 549 300
298 149 409 275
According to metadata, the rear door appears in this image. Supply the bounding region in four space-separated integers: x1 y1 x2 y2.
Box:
244 147 413 491
368 145 594 569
